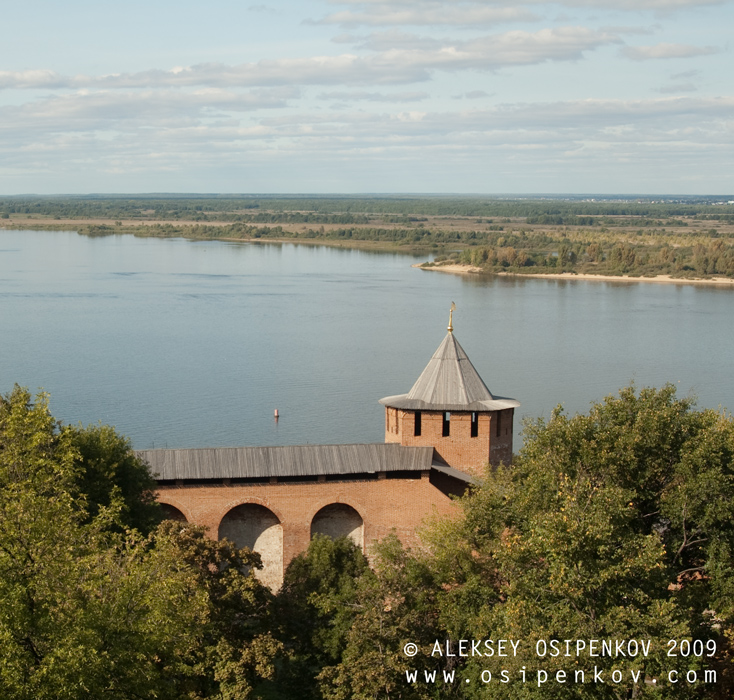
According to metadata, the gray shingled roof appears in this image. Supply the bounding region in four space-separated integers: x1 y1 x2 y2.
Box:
379 332 520 412
139 443 440 481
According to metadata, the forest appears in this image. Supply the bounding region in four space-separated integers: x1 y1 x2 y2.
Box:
2 195 734 280
2 384 733 699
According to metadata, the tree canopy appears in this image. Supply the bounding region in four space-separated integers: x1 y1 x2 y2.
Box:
1 383 733 698
317 385 734 699
0 386 279 699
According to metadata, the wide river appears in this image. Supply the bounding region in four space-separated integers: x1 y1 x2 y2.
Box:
1 230 732 450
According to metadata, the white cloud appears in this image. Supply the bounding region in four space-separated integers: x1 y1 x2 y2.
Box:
561 0 725 8
320 0 727 26
0 88 298 137
621 42 719 59
5 92 728 151
0 27 620 92
320 5 538 27
0 70 68 90
450 90 493 99
317 90 429 101
6 83 730 156
3 95 732 193
250 97 734 137
455 27 620 66
2 0 731 193
598 25 658 34
349 31 446 51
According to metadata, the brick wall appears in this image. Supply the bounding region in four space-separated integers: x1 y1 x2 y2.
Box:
156 474 459 588
384 407 514 478
154 403 513 590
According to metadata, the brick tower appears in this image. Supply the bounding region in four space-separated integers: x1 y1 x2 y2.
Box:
379 310 520 478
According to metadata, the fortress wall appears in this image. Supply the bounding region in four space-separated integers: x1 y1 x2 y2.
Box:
156 475 458 589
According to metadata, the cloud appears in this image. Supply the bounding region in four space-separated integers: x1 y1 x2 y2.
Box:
2 94 732 193
0 88 299 136
252 96 734 137
451 90 492 99
0 70 68 90
671 69 702 79
455 27 620 66
348 31 446 52
598 25 658 34
320 0 727 25
656 82 698 93
562 0 725 8
621 42 719 60
0 27 620 92
319 5 538 27
481 96 734 130
317 90 429 101
8 91 730 149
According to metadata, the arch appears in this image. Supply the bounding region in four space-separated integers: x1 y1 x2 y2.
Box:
218 496 286 527
310 503 364 550
218 503 283 590
159 503 187 522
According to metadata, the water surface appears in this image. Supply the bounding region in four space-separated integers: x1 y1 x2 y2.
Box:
1 230 732 449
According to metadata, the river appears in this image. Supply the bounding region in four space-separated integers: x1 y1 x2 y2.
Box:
1 229 732 449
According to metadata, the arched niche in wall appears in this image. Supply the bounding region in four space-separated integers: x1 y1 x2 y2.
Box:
159 503 187 522
310 503 364 550
218 503 283 591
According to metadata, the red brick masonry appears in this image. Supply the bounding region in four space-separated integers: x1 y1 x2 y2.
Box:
385 408 514 479
157 471 459 569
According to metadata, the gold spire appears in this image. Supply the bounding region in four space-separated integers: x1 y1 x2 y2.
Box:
448 302 456 333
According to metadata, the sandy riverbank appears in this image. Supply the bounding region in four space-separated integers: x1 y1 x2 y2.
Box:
414 263 734 286
413 263 484 274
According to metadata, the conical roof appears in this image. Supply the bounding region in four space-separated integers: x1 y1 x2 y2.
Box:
379 332 519 412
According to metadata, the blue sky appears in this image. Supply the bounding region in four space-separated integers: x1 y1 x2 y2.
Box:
1 0 731 194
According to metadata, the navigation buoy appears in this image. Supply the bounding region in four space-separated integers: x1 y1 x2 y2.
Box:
274 409 279 419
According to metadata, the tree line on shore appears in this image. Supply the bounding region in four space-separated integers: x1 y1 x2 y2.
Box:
447 236 734 277
1 384 734 698
2 194 733 221
10 218 734 278
4 195 733 278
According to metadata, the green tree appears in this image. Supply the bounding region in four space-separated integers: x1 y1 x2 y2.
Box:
425 384 734 699
0 387 281 699
64 422 161 533
318 535 459 700
0 386 208 698
321 385 734 699
271 535 369 699
153 521 282 700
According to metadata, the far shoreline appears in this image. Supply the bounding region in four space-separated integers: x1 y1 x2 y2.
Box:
4 225 734 287
414 263 734 287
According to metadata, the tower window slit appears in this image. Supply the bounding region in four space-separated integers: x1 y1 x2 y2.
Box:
495 411 502 438
471 412 478 438
442 412 451 437
414 411 422 437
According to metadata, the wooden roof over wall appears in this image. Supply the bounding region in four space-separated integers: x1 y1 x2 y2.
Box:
138 443 445 481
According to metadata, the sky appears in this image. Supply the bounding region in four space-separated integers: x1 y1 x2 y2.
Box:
0 0 731 194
